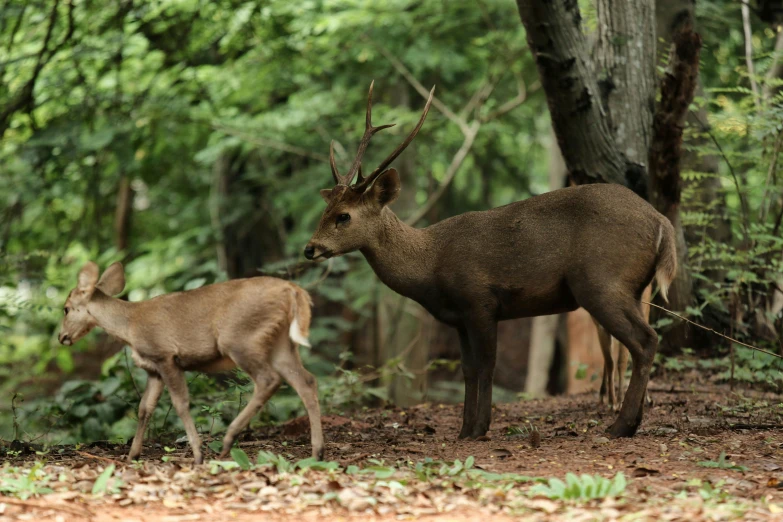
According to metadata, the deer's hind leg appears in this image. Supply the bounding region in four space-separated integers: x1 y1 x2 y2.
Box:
219 361 281 459
593 318 616 410
578 290 658 438
270 333 324 460
128 372 164 462
159 363 204 464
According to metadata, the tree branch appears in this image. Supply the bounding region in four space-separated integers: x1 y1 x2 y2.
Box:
480 76 536 122
405 121 481 226
0 0 71 138
211 123 332 164
372 42 471 135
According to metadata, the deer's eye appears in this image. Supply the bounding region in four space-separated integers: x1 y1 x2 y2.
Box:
64 307 70 315
336 213 351 224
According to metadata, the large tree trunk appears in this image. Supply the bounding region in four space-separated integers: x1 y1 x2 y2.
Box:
515 0 656 195
515 1 633 188
594 0 657 193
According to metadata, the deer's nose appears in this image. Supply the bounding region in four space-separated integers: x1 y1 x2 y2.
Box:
59 333 71 346
304 245 315 260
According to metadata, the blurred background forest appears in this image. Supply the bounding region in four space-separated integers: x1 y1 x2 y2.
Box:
1 0 782 446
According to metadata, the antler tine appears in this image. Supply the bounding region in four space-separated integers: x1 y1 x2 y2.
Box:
353 85 435 193
340 81 395 186
329 140 343 185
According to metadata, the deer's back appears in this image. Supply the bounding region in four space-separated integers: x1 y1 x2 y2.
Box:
427 184 664 319
128 277 299 351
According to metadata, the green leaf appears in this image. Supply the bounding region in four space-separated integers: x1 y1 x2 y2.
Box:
92 464 115 495
608 473 627 496
465 456 475 469
230 448 252 470
296 458 340 471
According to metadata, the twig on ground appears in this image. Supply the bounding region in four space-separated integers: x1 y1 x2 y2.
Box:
643 301 783 360
75 450 125 466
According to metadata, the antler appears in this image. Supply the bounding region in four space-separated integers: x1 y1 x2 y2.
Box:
351 84 435 193
330 81 395 186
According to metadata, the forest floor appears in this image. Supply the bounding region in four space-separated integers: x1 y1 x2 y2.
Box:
2 375 783 521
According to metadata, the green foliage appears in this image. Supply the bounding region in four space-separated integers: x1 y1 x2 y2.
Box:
0 0 544 444
528 473 627 502
659 346 783 389
697 452 748 472
230 448 252 471
0 462 54 499
92 464 122 496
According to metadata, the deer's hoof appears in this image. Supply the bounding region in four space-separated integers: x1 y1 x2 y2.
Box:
606 419 639 439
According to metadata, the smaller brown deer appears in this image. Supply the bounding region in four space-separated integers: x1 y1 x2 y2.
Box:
58 262 324 464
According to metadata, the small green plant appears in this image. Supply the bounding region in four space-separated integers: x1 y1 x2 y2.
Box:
92 464 122 496
256 450 293 473
161 446 176 462
231 447 252 470
697 452 748 472
0 462 53 499
529 473 627 501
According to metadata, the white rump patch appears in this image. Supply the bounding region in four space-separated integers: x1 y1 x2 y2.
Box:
289 317 311 347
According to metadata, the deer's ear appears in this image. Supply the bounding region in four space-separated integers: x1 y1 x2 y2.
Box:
368 169 400 207
320 189 333 203
77 262 100 292
97 262 126 296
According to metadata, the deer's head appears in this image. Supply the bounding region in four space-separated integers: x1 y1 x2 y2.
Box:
304 82 434 261
58 261 125 346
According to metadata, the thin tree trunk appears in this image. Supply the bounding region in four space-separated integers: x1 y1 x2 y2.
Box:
526 128 567 396
384 84 432 405
114 173 133 252
648 20 702 351
763 30 783 101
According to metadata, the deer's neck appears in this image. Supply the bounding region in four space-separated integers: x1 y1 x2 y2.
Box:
361 209 437 299
88 292 135 345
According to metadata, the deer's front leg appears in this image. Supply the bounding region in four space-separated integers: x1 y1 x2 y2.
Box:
160 365 203 464
457 327 478 439
466 318 497 439
128 372 164 462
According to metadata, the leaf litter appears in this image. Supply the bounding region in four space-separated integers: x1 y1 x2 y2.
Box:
1 381 783 521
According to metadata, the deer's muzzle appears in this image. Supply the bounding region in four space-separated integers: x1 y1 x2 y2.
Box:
304 244 332 261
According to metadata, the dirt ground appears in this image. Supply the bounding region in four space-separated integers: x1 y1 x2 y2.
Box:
2 380 783 521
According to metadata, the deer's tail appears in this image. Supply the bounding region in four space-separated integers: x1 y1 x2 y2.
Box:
288 286 313 347
654 219 678 303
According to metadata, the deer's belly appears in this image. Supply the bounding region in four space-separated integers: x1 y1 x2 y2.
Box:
495 283 579 320
182 356 237 373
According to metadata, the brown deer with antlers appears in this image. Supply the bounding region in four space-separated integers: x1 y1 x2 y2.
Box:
305 82 677 439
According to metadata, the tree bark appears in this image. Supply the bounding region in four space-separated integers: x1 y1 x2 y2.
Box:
763 26 783 102
515 0 630 188
648 20 702 350
594 0 657 188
